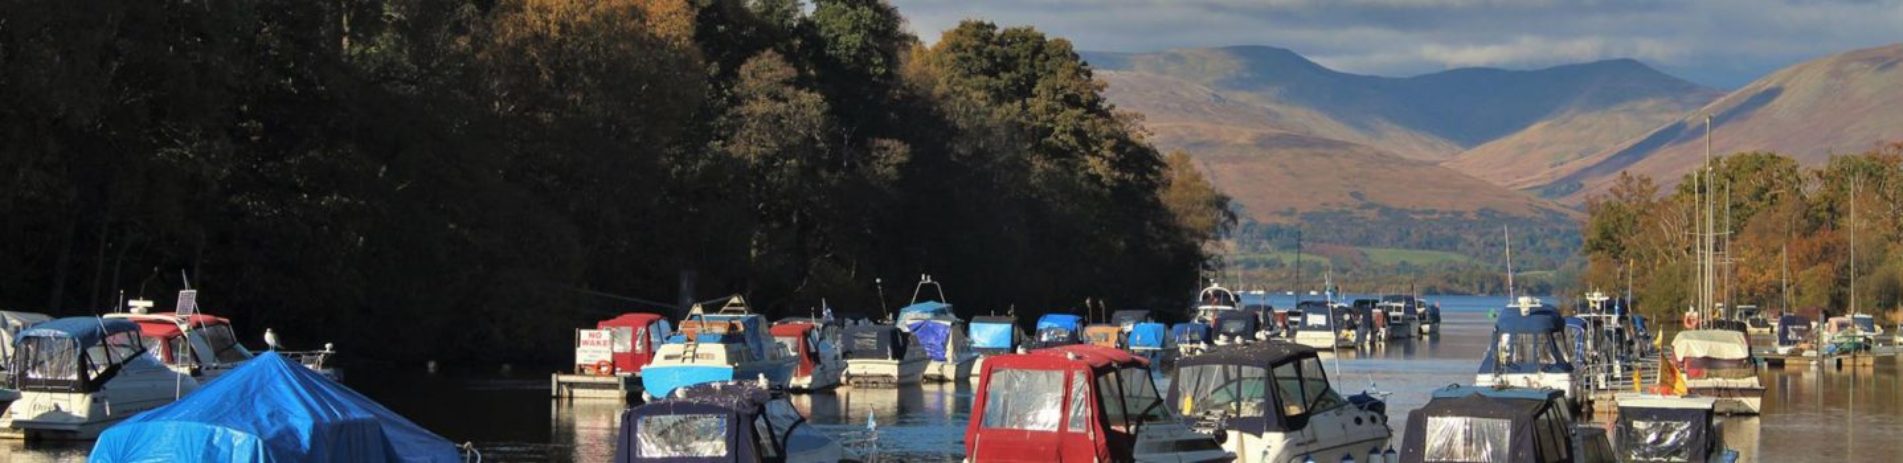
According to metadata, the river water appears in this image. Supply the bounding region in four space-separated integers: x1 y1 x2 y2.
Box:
5 295 1900 461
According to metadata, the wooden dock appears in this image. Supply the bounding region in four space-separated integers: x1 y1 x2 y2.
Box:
550 372 642 399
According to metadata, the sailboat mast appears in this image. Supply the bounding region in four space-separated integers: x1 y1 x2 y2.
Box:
1504 226 1515 299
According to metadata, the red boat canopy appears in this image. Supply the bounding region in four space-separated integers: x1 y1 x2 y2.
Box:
593 312 671 374
770 322 820 377
967 344 1156 462
768 322 817 338
598 313 666 331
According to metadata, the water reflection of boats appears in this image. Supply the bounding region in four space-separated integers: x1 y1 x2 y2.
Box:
2 317 198 440
770 322 844 391
1399 386 1616 463
89 351 470 461
1611 395 1738 463
1670 330 1763 415
641 296 795 399
616 381 842 462
550 395 626 462
966 344 1232 462
841 324 927 387
1476 297 1582 405
1170 342 1391 463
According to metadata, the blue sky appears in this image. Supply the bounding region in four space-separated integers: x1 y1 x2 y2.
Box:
889 0 1903 89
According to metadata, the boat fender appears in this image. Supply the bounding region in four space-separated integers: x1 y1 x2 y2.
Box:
593 360 614 376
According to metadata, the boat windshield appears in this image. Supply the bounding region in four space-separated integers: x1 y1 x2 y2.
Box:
1618 419 1697 462
1423 416 1511 463
193 324 252 364
1173 364 1272 417
1493 332 1565 371
774 336 803 358
981 368 1067 431
1100 367 1170 426
15 337 80 387
636 414 729 457
1036 327 1074 344
1854 317 1878 333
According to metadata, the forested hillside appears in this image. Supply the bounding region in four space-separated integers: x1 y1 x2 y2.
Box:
0 0 1230 364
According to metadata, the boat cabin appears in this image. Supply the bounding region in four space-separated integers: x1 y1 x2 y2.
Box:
1111 310 1151 330
1670 330 1753 379
1033 313 1084 348
1477 298 1576 400
1193 283 1241 323
12 318 154 393
841 325 911 361
967 345 1229 463
1214 311 1259 343
1775 315 1811 348
109 313 254 372
0 311 52 374
596 313 672 375
769 323 825 379
616 382 839 462
1127 322 1169 352
1168 342 1392 463
1400 386 1614 463
1083 324 1123 349
968 315 1022 355
1613 396 1731 463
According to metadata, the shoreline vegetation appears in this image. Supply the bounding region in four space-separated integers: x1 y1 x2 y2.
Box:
1578 145 1903 324
0 0 1232 365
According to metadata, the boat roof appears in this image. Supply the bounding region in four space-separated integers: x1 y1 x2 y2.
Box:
18 317 140 346
767 322 816 337
599 312 667 328
1615 395 1718 410
1175 341 1314 369
971 315 1016 325
990 344 1147 372
1672 329 1750 360
1495 304 1565 334
898 301 954 317
108 312 232 329
1429 385 1565 402
1036 313 1083 329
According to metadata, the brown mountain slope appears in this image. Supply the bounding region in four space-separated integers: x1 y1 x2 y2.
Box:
1538 44 1903 203
1100 69 1579 224
1102 71 1462 162
1448 93 1719 188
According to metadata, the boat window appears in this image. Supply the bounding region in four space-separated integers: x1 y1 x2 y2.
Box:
1298 358 1344 412
1067 370 1092 432
1037 327 1073 344
1423 416 1511 463
1273 362 1307 417
1172 364 1269 418
775 336 802 358
636 414 728 457
16 337 80 387
196 325 251 364
1619 419 1695 462
1534 410 1564 461
1501 333 1561 369
1116 367 1170 423
1096 370 1127 429
167 336 191 365
981 368 1067 431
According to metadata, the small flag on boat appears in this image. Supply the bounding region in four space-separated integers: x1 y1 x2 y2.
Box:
1655 352 1688 396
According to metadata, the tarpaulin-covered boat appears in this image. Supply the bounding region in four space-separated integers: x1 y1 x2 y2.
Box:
1612 395 1737 463
1399 386 1615 463
967 345 1232 463
88 351 465 462
840 324 926 387
1033 313 1084 349
614 381 840 463
1670 330 1762 415
967 315 1023 382
900 299 977 382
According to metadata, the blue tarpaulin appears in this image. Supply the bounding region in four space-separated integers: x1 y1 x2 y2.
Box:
1128 322 1168 349
908 321 952 362
968 322 1015 349
89 352 460 463
1035 314 1082 332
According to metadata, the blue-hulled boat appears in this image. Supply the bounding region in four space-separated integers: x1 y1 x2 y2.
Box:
640 296 796 400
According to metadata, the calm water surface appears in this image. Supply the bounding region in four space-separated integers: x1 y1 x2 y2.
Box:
7 294 1902 462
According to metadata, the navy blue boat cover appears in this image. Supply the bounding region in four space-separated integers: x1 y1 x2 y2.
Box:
89 352 460 463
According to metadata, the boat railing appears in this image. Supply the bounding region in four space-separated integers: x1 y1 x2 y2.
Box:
279 346 335 371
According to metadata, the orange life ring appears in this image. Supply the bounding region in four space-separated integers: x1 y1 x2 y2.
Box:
593 360 615 376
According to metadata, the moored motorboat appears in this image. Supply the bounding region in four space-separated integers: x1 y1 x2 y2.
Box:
899 301 979 382
1083 323 1123 349
1212 311 1260 345
88 351 469 462
554 312 674 399
0 311 52 407
967 314 1024 382
2 317 199 440
1670 330 1763 415
840 324 927 387
1170 342 1391 463
1293 302 1354 349
1031 313 1084 349
616 380 842 463
104 311 255 382
966 344 1233 463
770 322 843 391
1612 395 1738 463
1173 322 1213 356
1377 295 1420 340
1418 301 1442 336
1399 386 1615 463
1128 319 1171 364
640 296 796 400
1475 297 1581 404
1774 314 1812 355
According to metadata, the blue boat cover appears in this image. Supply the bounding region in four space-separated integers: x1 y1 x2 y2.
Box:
89 352 460 463
1128 322 1168 349
1497 304 1565 334
968 322 1015 349
18 317 140 347
1036 314 1083 332
1171 323 1210 343
1777 315 1811 347
908 321 952 361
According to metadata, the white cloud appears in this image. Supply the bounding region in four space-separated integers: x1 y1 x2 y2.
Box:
890 0 1903 87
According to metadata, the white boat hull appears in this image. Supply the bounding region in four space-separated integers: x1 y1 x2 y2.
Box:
1419 322 1439 335
2 362 198 440
845 357 927 387
789 356 845 391
923 355 975 383
1295 331 1354 349
1476 372 1579 404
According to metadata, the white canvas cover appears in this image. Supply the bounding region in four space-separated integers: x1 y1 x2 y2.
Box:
0 311 52 363
1672 330 1750 360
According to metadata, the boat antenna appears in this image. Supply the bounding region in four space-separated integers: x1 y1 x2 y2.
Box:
1503 226 1515 300
874 278 888 323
